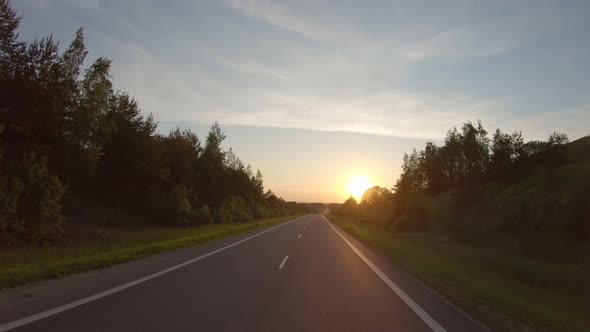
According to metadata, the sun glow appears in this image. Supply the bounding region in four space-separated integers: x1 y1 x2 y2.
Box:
346 176 372 199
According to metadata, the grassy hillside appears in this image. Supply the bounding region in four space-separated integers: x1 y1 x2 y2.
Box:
427 136 590 263
333 136 590 331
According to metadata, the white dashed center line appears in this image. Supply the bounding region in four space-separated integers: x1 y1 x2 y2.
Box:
279 256 289 269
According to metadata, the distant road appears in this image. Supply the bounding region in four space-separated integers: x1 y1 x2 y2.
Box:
0 215 489 331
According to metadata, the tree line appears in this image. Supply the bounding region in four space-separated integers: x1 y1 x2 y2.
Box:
394 122 568 195
0 0 312 246
336 120 570 231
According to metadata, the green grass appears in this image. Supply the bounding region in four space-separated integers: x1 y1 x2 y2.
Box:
328 214 590 332
0 215 300 290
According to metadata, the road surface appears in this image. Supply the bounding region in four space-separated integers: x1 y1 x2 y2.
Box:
0 215 489 331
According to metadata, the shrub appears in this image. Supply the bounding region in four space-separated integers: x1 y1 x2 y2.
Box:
0 178 23 247
222 196 254 223
392 201 429 232
1 153 66 245
192 205 213 224
213 207 232 224
253 202 269 220
169 185 192 225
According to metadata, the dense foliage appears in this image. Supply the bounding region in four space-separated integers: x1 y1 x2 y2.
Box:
394 122 569 195
0 1 312 246
334 119 586 241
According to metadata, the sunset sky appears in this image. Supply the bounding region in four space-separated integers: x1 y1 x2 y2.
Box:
15 0 590 202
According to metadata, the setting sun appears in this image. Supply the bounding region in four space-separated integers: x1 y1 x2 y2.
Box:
346 176 372 199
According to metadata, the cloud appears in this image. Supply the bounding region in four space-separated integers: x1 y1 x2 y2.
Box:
18 0 587 142
508 103 590 140
224 0 361 42
396 28 518 60
168 87 505 140
95 0 586 141
62 0 102 10
104 35 498 140
22 0 104 11
223 0 555 59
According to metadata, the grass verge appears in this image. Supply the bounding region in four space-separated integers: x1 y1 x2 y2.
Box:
327 214 590 332
0 215 300 290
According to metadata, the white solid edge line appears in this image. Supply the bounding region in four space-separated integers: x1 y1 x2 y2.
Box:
322 215 447 332
0 216 306 332
278 256 289 269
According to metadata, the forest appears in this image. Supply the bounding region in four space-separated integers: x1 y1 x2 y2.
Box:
335 118 590 250
0 0 312 247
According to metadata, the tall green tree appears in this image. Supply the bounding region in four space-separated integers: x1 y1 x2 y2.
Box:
97 92 166 220
0 0 23 78
200 122 227 208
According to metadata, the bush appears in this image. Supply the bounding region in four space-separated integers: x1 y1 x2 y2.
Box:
392 201 429 232
452 184 482 211
168 185 192 225
192 205 213 224
0 178 23 247
222 196 254 223
213 207 232 224
0 153 66 245
564 195 590 242
336 196 358 216
253 203 269 219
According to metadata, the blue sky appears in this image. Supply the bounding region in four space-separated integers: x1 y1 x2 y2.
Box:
14 0 590 202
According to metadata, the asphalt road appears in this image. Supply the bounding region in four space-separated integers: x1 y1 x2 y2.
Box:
0 215 489 331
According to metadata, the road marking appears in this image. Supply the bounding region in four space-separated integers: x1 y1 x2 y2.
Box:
0 216 306 332
322 215 447 332
297 234 302 239
279 256 289 269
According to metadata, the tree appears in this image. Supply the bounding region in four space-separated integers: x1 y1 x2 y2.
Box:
548 132 569 146
459 121 489 181
60 28 87 142
421 141 445 192
254 169 264 197
0 0 23 77
1 34 63 158
200 122 227 208
96 92 167 221
361 186 392 206
163 127 201 189
73 57 114 159
490 129 524 180
441 127 463 185
0 153 65 245
60 28 87 83
395 149 425 194
0 0 318 244
338 196 358 215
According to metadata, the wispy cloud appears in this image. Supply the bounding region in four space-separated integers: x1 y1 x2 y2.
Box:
165 87 505 139
62 0 102 10
224 0 361 42
224 0 557 59
24 0 103 11
14 0 590 141
396 28 518 60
